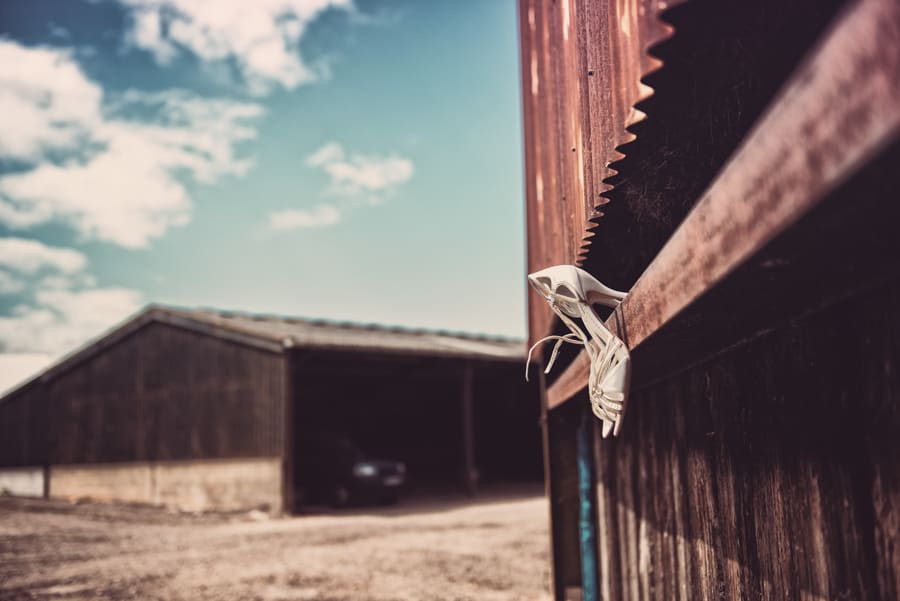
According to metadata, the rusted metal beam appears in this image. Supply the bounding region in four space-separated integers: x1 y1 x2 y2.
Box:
547 0 900 408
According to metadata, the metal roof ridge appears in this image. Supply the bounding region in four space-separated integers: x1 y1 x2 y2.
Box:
156 304 524 344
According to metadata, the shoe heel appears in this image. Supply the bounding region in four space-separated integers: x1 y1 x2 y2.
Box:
574 269 627 309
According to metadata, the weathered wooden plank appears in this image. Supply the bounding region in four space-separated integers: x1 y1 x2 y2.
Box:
872 462 900 599
592 278 900 600
537 370 563 599
29 322 286 465
547 396 586 599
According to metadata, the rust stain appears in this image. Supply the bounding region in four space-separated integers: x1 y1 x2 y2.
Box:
519 0 681 344
545 0 900 407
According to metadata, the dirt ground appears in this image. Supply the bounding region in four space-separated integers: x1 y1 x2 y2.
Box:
0 486 552 601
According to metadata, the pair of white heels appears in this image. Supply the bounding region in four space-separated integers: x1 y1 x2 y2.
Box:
526 265 631 438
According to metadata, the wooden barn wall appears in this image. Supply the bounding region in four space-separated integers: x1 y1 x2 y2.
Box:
0 386 47 468
592 278 900 601
520 0 898 598
1 322 285 467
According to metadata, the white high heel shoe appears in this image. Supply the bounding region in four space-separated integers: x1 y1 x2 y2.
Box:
526 265 631 438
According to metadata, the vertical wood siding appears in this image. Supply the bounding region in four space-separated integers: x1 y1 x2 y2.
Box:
593 280 900 600
0 386 47 468
0 322 285 467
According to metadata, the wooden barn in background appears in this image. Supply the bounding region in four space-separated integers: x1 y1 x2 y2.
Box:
519 0 899 599
0 306 542 513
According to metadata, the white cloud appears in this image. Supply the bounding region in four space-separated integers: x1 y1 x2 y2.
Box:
0 237 87 274
0 235 143 359
0 279 135 391
0 353 53 395
325 154 413 194
0 41 263 248
0 287 143 355
131 6 178 64
0 272 25 295
305 141 344 167
0 238 97 296
0 39 102 163
305 141 414 196
268 204 341 230
38 273 96 291
119 0 354 95
269 143 412 232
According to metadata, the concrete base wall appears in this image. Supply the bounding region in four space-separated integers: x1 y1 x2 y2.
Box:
0 467 45 497
49 457 282 513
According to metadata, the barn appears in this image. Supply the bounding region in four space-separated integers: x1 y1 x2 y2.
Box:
519 0 899 599
0 306 542 513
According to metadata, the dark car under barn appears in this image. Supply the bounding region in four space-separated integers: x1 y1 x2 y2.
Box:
296 435 406 507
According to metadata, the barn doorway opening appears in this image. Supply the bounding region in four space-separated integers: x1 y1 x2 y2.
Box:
286 349 542 512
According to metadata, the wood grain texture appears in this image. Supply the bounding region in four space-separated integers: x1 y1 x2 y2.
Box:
0 322 286 467
592 279 900 600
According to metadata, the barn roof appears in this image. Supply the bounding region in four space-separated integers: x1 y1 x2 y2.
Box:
152 306 526 360
2 305 526 401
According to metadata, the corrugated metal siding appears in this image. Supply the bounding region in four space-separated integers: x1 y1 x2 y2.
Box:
518 0 677 344
578 0 851 292
1 322 285 467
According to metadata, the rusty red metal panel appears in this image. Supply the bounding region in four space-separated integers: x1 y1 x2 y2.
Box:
520 0 679 344
546 0 900 408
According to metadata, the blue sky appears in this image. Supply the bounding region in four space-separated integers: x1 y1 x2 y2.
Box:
0 0 526 391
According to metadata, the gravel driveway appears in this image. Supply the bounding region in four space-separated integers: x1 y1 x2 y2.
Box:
0 486 551 601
